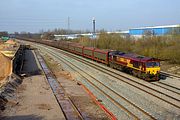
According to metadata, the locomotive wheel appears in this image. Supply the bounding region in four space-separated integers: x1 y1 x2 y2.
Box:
137 72 141 78
145 77 151 81
132 70 138 77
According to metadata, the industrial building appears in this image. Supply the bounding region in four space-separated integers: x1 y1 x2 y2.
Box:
54 33 97 40
129 24 180 37
53 24 180 40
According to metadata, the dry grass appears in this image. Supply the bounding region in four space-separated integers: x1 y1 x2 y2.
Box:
43 54 73 80
77 33 180 64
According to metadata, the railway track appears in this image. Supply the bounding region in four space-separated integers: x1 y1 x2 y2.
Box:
41 47 157 120
157 72 180 94
35 50 85 120
151 82 180 95
44 45 180 108
158 81 180 91
20 40 180 119
38 44 180 119
36 42 180 96
160 71 180 80
41 44 180 93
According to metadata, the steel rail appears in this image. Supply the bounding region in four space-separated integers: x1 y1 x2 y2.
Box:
151 82 180 95
160 71 180 80
158 82 180 91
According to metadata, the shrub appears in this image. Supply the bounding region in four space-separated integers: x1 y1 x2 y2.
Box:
77 33 180 64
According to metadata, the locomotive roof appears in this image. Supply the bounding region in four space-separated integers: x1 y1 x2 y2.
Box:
109 51 159 62
123 53 152 61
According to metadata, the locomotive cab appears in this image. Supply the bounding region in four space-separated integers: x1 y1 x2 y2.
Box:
145 60 160 80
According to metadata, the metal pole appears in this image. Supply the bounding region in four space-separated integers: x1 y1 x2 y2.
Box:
93 17 96 34
68 17 70 34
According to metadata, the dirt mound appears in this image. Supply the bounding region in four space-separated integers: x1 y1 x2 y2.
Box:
5 40 16 45
0 41 3 44
0 74 22 112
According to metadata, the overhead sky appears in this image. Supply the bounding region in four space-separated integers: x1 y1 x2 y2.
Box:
0 0 180 33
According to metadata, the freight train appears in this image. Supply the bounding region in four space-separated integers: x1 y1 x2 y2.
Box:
20 38 160 81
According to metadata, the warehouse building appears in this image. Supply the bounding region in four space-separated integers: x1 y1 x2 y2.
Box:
53 24 180 40
129 24 180 38
54 33 97 40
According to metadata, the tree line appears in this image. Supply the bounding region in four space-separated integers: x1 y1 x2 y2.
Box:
77 32 180 64
13 28 180 64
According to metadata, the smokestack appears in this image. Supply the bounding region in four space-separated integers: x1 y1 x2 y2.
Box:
92 17 96 34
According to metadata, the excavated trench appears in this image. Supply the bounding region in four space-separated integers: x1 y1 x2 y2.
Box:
0 45 27 112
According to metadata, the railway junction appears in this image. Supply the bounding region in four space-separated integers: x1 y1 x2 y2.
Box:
0 39 180 120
